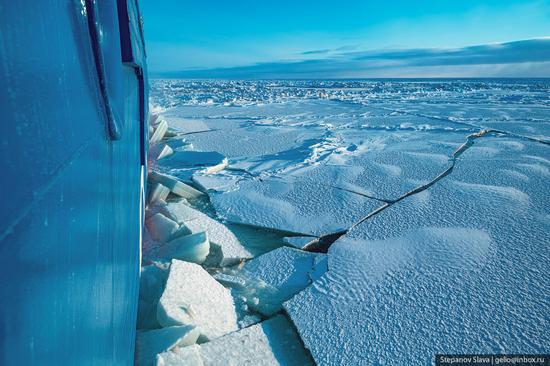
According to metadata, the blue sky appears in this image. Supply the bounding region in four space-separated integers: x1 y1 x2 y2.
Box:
141 0 550 78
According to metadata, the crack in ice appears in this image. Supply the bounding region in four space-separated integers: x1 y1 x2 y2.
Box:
303 129 494 253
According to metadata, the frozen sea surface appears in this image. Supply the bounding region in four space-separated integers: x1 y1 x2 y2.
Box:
151 79 550 364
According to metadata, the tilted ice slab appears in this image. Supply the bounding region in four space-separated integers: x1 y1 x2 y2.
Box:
172 315 314 366
149 171 204 200
149 144 174 161
157 260 238 341
238 246 326 316
163 201 252 266
150 118 168 144
285 139 550 365
147 183 170 205
136 325 199 366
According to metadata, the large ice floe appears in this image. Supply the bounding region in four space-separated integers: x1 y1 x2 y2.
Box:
139 79 550 365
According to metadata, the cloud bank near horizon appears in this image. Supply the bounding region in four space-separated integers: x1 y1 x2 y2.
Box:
153 38 550 79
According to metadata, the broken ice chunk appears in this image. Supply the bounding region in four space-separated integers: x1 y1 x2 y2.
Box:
149 113 160 126
145 201 168 220
157 260 238 341
136 325 199 366
149 171 204 199
145 213 180 243
184 218 251 267
202 157 229 175
150 232 210 264
148 183 170 205
137 264 169 330
158 145 174 160
196 315 314 366
156 345 203 366
150 118 168 144
240 246 325 316
164 202 252 266
149 144 174 161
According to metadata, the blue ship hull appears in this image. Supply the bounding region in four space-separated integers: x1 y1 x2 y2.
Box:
0 1 148 364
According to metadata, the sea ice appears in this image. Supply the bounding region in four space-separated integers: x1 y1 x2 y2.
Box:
162 200 202 224
157 260 238 341
149 79 550 365
162 201 252 266
191 173 239 193
158 145 174 160
187 315 314 366
149 171 204 199
148 183 170 205
212 273 247 290
208 171 381 236
136 325 199 366
156 345 203 366
202 157 228 175
158 151 227 170
164 117 211 135
150 118 168 144
149 232 210 264
149 144 174 161
238 246 325 315
145 213 180 243
285 144 550 365
137 264 169 330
